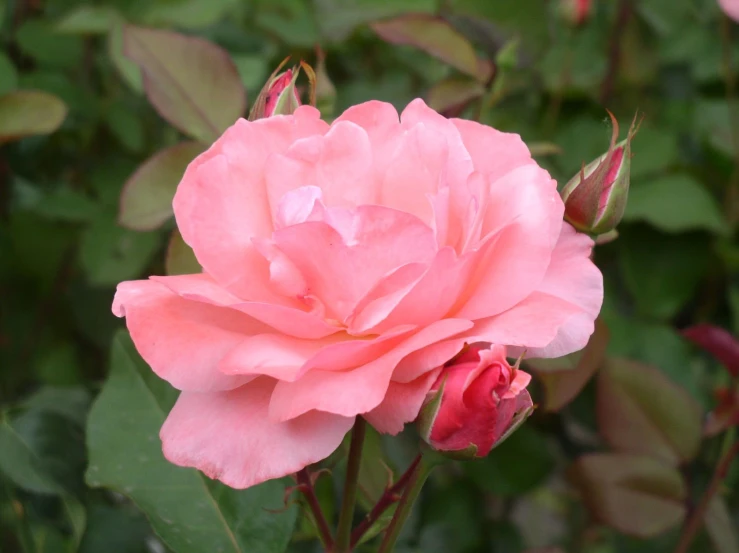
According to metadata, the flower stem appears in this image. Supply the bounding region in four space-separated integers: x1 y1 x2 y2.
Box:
377 455 434 553
350 455 422 548
674 439 739 553
334 417 367 553
296 468 334 550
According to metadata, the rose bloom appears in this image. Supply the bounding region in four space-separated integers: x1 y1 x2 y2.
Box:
113 99 603 489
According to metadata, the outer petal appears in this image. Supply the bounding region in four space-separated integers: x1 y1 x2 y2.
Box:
454 165 563 320
112 279 266 392
150 273 340 340
465 291 583 351
334 100 402 180
451 118 533 179
510 224 603 358
364 368 441 435
172 108 328 299
160 378 354 489
269 318 474 421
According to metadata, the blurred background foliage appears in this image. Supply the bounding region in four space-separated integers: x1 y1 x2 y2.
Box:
1 0 739 551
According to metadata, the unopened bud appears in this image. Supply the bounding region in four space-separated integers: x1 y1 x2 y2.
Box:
249 59 301 121
558 0 593 26
417 344 534 460
561 112 639 236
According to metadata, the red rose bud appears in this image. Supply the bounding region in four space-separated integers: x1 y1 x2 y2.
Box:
559 0 592 26
560 112 639 236
418 344 534 459
249 60 301 121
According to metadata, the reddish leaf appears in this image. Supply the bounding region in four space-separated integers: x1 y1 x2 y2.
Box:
569 453 686 538
705 387 739 436
597 358 702 465
123 25 246 143
370 15 491 81
683 324 739 377
426 76 484 115
527 319 609 412
119 142 204 231
0 90 67 144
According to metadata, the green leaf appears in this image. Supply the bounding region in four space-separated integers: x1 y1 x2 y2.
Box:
123 25 246 143
313 0 436 41
0 90 67 144
0 411 87 547
597 358 702 465
694 100 739 158
629 125 679 179
141 0 241 29
23 387 91 427
569 453 686 538
79 504 151 553
79 214 160 286
624 175 726 234
108 19 143 93
56 6 119 34
106 101 146 153
86 331 297 553
618 227 711 320
371 15 490 80
15 20 84 69
527 318 609 412
0 416 62 495
166 229 202 275
33 343 83 386
254 0 320 48
0 52 17 95
464 425 555 496
34 186 98 223
119 142 203 231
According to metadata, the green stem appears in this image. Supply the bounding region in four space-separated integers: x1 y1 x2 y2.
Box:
377 456 434 553
334 417 366 553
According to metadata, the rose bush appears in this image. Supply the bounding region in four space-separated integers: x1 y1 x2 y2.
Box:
113 99 603 489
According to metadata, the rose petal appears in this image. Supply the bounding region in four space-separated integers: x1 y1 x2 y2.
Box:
454 164 563 320
113 279 266 391
271 206 437 322
510 224 602 358
364 368 441 435
172 108 328 299
160 378 354 489
269 318 474 421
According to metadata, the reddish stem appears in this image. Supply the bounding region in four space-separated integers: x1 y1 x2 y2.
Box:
349 455 421 548
674 441 739 553
296 468 334 550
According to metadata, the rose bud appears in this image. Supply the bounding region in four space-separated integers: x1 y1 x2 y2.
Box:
248 63 301 120
559 0 593 26
560 112 639 236
418 344 534 459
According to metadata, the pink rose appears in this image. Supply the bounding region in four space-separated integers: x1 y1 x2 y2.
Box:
113 99 603 489
719 0 739 22
419 345 534 457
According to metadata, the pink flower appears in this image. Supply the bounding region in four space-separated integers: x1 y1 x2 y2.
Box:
418 345 534 457
112 99 603 489
719 0 739 22
263 69 300 117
